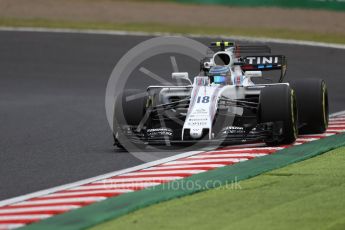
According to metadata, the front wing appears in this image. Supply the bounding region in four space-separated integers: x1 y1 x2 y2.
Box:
115 122 284 147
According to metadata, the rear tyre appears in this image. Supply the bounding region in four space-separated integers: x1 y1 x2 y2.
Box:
260 85 298 146
113 89 147 149
289 79 328 134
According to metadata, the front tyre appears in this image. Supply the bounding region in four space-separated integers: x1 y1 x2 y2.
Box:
113 89 147 149
260 85 298 146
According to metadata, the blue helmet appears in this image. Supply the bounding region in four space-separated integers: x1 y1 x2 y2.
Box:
209 66 230 84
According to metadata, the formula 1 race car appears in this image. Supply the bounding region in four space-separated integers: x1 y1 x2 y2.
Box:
113 41 329 148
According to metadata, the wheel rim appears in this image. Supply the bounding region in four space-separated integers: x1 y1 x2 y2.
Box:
291 89 298 139
322 82 329 128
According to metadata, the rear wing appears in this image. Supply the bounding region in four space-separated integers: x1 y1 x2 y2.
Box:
242 55 287 82
209 42 271 54
208 41 287 82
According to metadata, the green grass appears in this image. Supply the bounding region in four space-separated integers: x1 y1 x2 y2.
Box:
89 147 345 230
1 18 345 44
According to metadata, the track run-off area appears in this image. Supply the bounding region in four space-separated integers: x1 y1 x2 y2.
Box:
1 28 345 229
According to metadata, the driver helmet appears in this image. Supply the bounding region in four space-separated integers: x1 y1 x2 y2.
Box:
209 66 231 85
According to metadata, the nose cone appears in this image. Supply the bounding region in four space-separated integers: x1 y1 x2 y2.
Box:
190 128 203 139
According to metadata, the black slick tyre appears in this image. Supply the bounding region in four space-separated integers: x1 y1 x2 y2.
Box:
113 89 147 149
289 79 329 134
260 84 298 146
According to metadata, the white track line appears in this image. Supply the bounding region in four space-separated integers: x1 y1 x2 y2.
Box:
42 190 134 198
1 27 345 50
299 133 333 137
12 197 106 206
0 224 24 229
213 147 283 152
187 153 267 158
124 170 206 176
97 177 184 183
329 118 345 121
0 215 52 220
0 206 80 214
328 125 345 128
67 185 150 191
143 164 226 170
296 138 320 142
0 150 203 207
66 186 136 191
330 110 345 117
65 184 135 191
162 158 248 165
88 181 160 187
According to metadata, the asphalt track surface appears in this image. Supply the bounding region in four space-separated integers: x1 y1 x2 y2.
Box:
1 30 345 201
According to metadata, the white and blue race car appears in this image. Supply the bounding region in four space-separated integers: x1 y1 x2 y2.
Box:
113 41 329 148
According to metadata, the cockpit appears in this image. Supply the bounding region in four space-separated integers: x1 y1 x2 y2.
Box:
208 66 232 85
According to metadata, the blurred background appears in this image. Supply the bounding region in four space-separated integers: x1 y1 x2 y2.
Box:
0 0 344 43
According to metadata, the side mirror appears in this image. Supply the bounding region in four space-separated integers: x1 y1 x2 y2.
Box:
172 72 192 85
244 71 262 78
203 61 212 69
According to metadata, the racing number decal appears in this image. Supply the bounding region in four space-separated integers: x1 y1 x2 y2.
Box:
196 96 210 103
